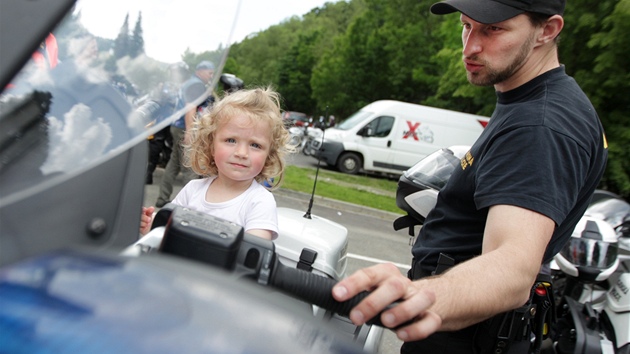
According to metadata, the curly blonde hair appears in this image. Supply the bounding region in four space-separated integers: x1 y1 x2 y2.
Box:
184 86 292 189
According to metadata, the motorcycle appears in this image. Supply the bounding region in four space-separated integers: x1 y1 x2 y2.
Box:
288 122 324 155
288 125 307 150
0 0 383 352
393 145 470 243
302 125 325 156
549 193 630 354
392 146 630 354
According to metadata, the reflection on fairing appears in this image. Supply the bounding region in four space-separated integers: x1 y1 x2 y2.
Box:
0 0 239 208
0 0 238 265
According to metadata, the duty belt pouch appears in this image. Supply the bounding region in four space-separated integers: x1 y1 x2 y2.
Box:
472 273 554 354
472 306 532 354
408 253 455 280
433 253 455 275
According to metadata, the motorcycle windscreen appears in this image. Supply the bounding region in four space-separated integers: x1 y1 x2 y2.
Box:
0 0 239 266
402 145 469 191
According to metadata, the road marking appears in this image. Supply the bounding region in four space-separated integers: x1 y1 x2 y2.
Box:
347 253 410 271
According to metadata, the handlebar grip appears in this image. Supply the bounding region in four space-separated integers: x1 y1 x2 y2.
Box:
270 262 400 328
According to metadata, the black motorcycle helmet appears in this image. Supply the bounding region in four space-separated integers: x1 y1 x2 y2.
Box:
220 73 244 92
396 146 469 225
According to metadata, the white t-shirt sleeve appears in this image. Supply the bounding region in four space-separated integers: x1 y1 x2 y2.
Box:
171 178 211 207
242 185 279 240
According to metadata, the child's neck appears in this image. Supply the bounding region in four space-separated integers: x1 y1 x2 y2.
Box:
205 177 252 203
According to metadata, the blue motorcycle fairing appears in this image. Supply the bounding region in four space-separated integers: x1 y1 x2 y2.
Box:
0 249 365 354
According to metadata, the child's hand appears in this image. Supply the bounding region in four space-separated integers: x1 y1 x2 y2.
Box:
140 206 156 236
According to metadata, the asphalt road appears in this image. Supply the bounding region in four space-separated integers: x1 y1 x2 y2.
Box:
286 151 323 169
144 153 413 353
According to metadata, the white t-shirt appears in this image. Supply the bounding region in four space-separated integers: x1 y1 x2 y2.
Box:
172 177 279 240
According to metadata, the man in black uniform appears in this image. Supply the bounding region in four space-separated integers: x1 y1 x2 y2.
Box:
332 1 608 353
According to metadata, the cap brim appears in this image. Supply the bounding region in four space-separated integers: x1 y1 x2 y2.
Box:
430 0 524 24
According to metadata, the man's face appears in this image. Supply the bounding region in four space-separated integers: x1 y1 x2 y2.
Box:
198 69 214 84
460 14 539 90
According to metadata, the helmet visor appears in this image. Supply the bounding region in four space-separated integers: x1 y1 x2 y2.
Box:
559 238 618 270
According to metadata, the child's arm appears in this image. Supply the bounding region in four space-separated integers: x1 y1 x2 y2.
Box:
140 206 156 235
246 229 273 240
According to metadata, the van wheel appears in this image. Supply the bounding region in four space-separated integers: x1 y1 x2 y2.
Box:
337 152 361 174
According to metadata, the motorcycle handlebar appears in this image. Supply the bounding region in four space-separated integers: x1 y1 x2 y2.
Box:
149 205 403 329
270 260 400 328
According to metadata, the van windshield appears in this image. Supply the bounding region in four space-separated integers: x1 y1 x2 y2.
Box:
336 111 372 131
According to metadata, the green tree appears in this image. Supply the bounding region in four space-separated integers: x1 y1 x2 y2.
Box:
229 21 304 87
114 13 130 59
129 12 145 58
277 31 320 113
312 0 399 117
561 0 630 197
219 0 629 197
312 0 447 117
222 57 240 77
228 0 364 114
310 35 353 117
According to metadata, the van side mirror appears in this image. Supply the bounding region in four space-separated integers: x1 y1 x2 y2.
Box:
358 126 373 137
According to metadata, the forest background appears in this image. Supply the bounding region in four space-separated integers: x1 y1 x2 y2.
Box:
216 0 630 199
63 0 630 198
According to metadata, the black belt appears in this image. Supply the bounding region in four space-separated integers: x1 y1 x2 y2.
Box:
408 253 456 280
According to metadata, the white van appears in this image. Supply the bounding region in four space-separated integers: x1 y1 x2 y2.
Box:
309 100 489 175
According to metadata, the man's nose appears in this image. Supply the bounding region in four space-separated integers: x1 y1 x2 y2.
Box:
462 31 482 57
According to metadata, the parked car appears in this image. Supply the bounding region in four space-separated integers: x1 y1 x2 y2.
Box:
283 111 310 127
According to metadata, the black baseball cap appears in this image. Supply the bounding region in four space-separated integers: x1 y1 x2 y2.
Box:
430 0 565 24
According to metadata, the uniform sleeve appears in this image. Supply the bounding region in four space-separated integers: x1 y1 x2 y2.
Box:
474 125 588 225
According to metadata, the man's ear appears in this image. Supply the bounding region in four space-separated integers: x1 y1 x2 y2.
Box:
541 15 564 44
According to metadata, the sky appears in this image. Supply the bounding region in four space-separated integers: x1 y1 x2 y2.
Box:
75 0 341 63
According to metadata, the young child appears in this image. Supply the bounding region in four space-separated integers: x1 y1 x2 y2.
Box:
140 87 292 240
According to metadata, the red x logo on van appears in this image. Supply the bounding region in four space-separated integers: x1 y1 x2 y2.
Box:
403 121 420 140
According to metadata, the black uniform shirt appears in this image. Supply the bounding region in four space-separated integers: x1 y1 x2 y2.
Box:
411 66 608 276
